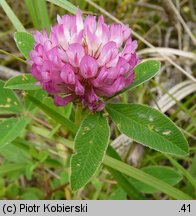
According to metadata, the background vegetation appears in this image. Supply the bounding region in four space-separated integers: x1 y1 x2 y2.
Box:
0 0 195 200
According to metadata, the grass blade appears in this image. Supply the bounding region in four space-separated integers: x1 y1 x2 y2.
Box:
46 0 77 14
103 155 192 200
24 0 50 32
24 0 39 28
107 145 145 199
166 155 196 189
0 0 26 32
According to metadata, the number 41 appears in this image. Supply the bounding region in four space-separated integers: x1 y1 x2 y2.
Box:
180 204 191 212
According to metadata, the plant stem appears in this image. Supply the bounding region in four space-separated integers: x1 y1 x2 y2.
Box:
120 92 128 103
0 49 27 64
75 104 82 126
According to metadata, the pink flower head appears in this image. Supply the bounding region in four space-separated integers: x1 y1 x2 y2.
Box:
29 10 139 112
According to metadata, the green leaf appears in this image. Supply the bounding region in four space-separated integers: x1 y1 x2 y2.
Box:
46 0 77 14
0 178 6 197
0 117 29 148
0 164 26 176
26 94 77 134
71 112 110 191
0 142 30 163
25 163 38 180
14 32 34 59
103 156 192 200
0 0 26 32
4 74 40 90
6 184 19 198
130 166 182 193
106 104 189 156
109 188 127 200
0 80 23 113
21 187 44 200
131 60 160 89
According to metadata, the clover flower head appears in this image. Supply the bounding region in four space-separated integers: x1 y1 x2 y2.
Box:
29 10 139 111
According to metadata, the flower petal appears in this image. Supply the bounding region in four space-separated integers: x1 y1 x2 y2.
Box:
54 95 75 106
97 41 118 66
75 79 85 95
80 55 98 78
60 64 76 85
76 9 84 33
66 43 85 67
